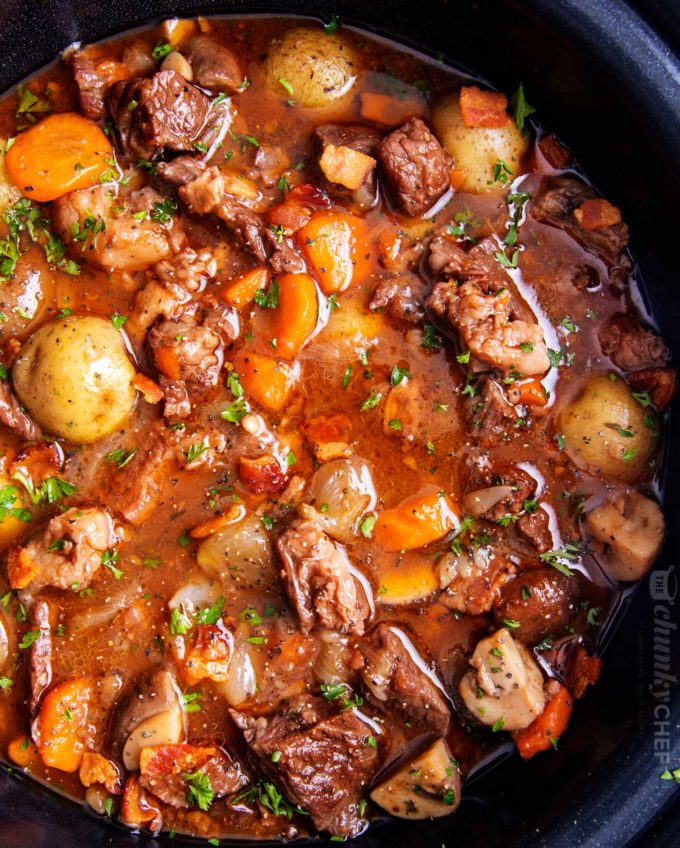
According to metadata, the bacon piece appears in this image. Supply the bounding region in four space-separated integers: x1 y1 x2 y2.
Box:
238 454 287 494
121 774 163 834
459 85 510 128
318 144 377 191
568 644 602 699
79 751 123 795
627 366 677 412
573 198 622 230
537 134 572 169
181 624 233 685
9 442 63 487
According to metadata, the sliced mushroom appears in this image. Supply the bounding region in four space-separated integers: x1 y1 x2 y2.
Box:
459 627 545 731
370 737 461 819
109 668 186 770
585 490 664 582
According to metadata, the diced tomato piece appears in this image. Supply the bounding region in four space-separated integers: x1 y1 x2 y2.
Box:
459 85 510 128
238 454 288 494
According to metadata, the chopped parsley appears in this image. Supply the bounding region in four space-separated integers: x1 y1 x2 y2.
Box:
106 448 136 468
184 770 214 811
254 278 280 309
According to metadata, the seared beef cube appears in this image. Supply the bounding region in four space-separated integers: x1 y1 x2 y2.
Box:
368 275 425 324
107 70 210 159
598 312 671 371
69 48 126 121
148 317 224 387
377 117 453 217
469 378 516 438
516 507 553 553
314 123 381 207
531 176 631 284
28 599 52 714
356 623 451 735
156 155 207 189
230 695 379 837
276 519 369 635
182 34 243 92
0 379 40 442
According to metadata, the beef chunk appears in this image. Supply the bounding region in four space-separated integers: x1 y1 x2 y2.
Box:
428 232 468 278
69 49 124 121
356 623 451 735
107 70 210 160
599 313 671 371
154 247 217 294
314 124 381 208
0 379 41 442
7 508 116 593
28 599 52 714
160 379 191 419
265 230 306 274
537 134 572 169
567 643 602 698
493 568 580 645
517 507 553 553
108 424 180 523
369 275 425 324
628 366 677 412
156 155 207 189
149 317 224 386
465 463 537 521
230 695 379 837
182 34 243 92
377 117 453 217
469 378 516 437
531 176 631 282
427 238 550 375
139 743 247 808
276 519 369 635
440 552 515 616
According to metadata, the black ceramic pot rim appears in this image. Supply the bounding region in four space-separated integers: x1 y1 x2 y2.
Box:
0 2 678 847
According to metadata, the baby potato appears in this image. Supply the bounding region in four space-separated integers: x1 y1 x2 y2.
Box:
265 27 358 108
558 375 656 483
13 314 136 444
431 92 528 192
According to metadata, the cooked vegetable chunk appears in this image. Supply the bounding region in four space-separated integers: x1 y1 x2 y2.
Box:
13 315 136 443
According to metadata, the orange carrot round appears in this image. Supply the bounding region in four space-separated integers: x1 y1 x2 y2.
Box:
222 266 270 308
235 351 296 411
514 682 573 759
514 377 549 407
5 112 113 202
297 212 355 295
272 273 319 359
34 677 93 772
374 491 459 551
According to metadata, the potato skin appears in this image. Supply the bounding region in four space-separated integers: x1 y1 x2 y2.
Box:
431 92 528 192
13 314 136 444
558 375 656 483
493 568 580 645
265 27 358 108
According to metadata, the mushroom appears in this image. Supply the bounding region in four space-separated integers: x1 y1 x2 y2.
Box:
0 609 9 669
459 627 545 731
370 737 461 819
109 668 186 770
586 490 664 582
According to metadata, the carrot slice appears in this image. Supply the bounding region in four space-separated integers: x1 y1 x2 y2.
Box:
514 682 573 759
297 212 364 296
459 86 510 128
5 112 113 202
374 491 459 551
132 373 165 404
34 677 93 772
235 351 296 412
271 273 319 359
222 266 269 308
359 91 426 126
7 735 41 769
513 377 549 407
